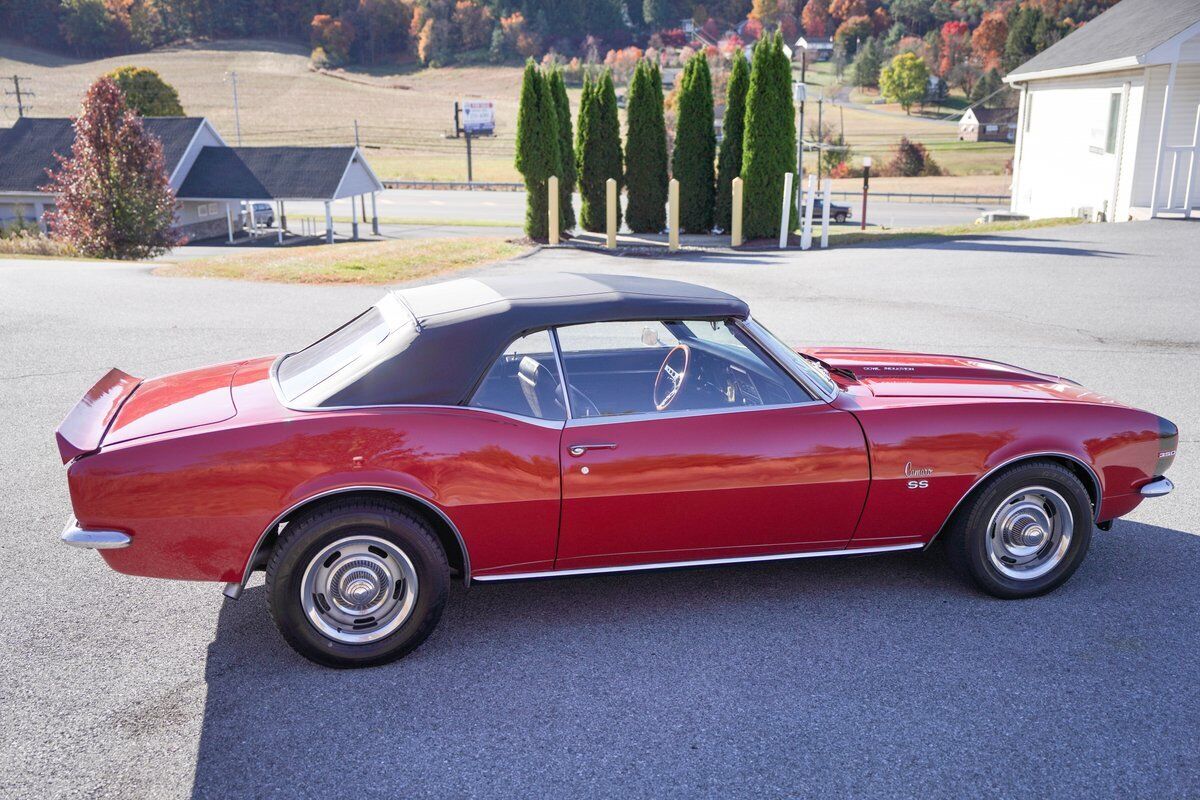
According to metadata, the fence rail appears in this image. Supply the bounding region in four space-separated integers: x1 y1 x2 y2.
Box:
381 179 1010 205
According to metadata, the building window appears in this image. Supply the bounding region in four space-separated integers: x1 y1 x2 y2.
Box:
1105 92 1121 154
985 124 998 133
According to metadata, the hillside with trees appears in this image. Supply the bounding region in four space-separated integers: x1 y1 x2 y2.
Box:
3 1 1118 77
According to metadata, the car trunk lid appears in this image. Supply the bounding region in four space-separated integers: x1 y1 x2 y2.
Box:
55 368 142 464
102 361 241 447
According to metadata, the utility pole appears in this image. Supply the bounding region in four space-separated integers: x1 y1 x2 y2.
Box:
226 71 242 145
4 75 33 118
816 93 824 183
453 101 474 183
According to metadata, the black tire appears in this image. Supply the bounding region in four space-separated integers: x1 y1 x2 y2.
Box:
943 461 1093 599
835 213 847 223
266 499 449 668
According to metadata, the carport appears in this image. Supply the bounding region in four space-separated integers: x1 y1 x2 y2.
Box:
177 145 385 244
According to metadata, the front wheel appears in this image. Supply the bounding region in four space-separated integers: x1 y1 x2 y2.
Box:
834 213 847 223
944 461 1093 599
266 499 449 668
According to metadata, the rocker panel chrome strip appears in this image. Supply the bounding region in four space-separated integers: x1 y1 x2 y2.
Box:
472 542 923 582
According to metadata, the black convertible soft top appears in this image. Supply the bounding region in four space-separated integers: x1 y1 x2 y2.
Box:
282 272 751 408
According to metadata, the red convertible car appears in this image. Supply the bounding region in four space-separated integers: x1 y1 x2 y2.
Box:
56 274 1177 668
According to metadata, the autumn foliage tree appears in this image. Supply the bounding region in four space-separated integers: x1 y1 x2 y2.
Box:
43 78 182 259
972 10 1008 72
800 0 831 38
880 51 928 114
311 14 356 65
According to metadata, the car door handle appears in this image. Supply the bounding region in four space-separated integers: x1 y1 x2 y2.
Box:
567 443 617 457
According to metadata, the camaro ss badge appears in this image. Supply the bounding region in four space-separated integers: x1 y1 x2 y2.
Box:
904 461 933 489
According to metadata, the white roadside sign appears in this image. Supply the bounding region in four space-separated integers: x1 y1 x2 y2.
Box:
461 100 495 135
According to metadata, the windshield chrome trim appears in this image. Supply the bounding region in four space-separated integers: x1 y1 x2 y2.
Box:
473 542 924 582
739 317 838 402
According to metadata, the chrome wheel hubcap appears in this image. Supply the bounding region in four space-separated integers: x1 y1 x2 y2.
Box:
300 535 418 644
986 486 1073 580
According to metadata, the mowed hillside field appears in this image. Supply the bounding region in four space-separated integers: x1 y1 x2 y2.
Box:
0 39 1012 190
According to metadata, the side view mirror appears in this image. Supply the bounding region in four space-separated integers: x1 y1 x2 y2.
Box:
641 327 661 347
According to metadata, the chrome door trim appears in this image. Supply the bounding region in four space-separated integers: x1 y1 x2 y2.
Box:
924 451 1104 549
234 485 473 593
563 400 822 428
548 327 574 420
567 442 617 456
472 542 923 582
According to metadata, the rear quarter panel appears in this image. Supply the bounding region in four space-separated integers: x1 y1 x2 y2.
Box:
68 406 562 582
837 391 1164 543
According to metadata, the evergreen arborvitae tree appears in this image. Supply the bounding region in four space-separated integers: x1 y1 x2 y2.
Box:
546 68 576 231
514 59 560 240
740 33 797 240
671 51 716 233
715 48 749 233
624 60 668 233
576 69 623 232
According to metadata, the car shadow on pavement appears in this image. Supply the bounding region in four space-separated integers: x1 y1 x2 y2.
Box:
190 520 1200 798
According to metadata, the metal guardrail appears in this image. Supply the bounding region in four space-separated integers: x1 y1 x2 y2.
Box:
828 191 1011 204
382 180 1011 205
383 180 524 191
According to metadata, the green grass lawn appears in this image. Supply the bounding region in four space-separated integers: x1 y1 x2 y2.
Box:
155 236 526 283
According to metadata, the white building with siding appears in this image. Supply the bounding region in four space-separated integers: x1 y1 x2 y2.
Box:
1005 0 1200 222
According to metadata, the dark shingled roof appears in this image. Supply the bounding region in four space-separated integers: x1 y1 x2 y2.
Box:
282 273 752 408
965 107 1018 124
177 146 357 200
1009 0 1200 78
0 116 204 193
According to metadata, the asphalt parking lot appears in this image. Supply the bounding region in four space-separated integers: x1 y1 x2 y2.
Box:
1 220 1197 798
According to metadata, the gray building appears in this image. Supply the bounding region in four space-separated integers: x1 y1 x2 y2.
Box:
0 116 383 242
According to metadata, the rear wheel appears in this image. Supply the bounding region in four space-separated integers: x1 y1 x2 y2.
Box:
944 461 1093 599
266 499 449 668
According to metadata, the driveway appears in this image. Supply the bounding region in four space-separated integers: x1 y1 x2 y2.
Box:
0 220 1196 798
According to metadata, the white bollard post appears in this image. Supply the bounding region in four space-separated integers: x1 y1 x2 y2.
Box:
778 172 794 249
820 178 832 249
800 175 817 250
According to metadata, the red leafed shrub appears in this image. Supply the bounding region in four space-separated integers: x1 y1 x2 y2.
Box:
42 78 182 259
658 28 689 47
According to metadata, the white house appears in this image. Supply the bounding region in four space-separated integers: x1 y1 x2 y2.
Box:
1005 0 1200 221
0 116 383 242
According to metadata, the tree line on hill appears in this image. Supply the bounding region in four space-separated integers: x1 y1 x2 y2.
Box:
4 0 1116 76
516 33 802 244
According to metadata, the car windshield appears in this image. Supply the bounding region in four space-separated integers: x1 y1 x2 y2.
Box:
276 294 415 405
740 318 838 399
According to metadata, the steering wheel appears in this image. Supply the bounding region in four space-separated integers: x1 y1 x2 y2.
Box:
653 344 691 411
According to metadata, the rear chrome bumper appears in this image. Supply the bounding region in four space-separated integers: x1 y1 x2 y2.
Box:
61 518 131 549
1139 477 1174 498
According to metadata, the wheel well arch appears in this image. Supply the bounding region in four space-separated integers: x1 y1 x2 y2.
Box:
930 452 1102 547
240 487 471 590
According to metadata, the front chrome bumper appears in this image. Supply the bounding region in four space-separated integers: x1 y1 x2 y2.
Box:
61 517 131 549
1139 477 1174 498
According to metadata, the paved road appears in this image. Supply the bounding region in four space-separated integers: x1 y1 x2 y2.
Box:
1 220 1197 798
280 188 988 233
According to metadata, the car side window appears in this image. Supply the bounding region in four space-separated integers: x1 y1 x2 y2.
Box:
554 319 809 418
468 330 566 421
